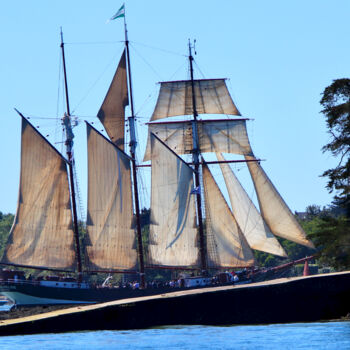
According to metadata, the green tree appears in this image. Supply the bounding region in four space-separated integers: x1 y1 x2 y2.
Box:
309 79 350 270
308 215 350 270
0 212 14 258
320 78 350 213
305 204 322 220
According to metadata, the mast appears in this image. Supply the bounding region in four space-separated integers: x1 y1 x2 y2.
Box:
123 16 145 288
60 29 83 280
188 40 207 274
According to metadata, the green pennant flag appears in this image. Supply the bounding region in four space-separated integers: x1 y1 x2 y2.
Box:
110 4 125 21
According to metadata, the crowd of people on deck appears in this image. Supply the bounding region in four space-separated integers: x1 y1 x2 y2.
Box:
100 270 245 290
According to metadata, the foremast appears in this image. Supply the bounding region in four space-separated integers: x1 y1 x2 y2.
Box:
188 40 208 274
60 29 83 281
122 15 146 288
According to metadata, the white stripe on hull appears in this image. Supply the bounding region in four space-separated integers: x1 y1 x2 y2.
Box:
1 291 95 306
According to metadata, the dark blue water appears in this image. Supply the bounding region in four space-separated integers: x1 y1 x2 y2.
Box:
0 322 349 349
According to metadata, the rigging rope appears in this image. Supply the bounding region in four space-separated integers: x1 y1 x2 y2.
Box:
130 41 186 58
71 48 124 114
65 41 124 46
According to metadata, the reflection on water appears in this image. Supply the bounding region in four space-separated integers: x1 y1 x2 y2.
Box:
0 322 349 349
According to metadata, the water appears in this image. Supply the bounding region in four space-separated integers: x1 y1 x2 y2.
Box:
0 321 349 349
0 304 349 349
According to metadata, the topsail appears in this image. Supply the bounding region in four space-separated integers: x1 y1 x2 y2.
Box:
97 50 129 149
144 119 253 161
151 79 241 121
203 163 255 268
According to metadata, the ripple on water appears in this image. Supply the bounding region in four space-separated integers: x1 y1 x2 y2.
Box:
0 322 349 350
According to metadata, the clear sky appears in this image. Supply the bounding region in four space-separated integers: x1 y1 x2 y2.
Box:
0 1 349 215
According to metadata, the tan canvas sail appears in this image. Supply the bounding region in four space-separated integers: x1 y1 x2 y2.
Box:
85 124 137 271
245 155 315 248
2 118 76 270
144 119 252 161
203 164 255 268
151 79 241 121
148 134 199 267
217 153 287 257
97 50 129 149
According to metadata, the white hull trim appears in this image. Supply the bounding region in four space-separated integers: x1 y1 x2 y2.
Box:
1 291 96 306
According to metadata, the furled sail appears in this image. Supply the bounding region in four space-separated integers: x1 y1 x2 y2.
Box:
148 133 199 267
144 119 252 161
85 124 137 271
217 153 287 257
97 50 129 149
202 164 255 268
1 118 76 270
245 155 315 248
151 79 241 121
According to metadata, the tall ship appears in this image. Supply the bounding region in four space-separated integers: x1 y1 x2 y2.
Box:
0 8 314 306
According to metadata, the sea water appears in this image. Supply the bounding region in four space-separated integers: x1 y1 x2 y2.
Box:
0 304 349 349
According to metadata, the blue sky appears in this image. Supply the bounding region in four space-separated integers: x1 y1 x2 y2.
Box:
0 1 349 215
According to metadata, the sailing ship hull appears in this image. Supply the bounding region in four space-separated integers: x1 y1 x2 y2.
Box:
1 271 350 336
0 277 215 306
0 281 176 306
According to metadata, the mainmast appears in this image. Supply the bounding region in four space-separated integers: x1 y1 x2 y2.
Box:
188 40 208 274
123 17 146 288
60 29 83 280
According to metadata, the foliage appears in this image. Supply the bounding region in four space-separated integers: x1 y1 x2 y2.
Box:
254 236 315 268
320 78 350 214
0 212 14 258
304 78 350 270
308 215 350 270
140 208 171 282
254 251 283 268
299 204 350 271
254 205 333 268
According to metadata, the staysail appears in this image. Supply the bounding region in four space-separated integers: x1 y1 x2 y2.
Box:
203 164 255 268
148 133 199 267
97 50 129 149
85 124 137 271
144 119 253 161
1 118 76 270
217 153 287 257
151 79 241 121
245 155 315 248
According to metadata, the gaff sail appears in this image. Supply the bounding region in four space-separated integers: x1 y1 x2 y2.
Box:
203 164 255 268
2 118 76 270
85 124 137 271
147 133 199 268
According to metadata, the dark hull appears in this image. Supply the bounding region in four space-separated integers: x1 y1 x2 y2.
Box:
0 281 198 306
0 271 350 336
